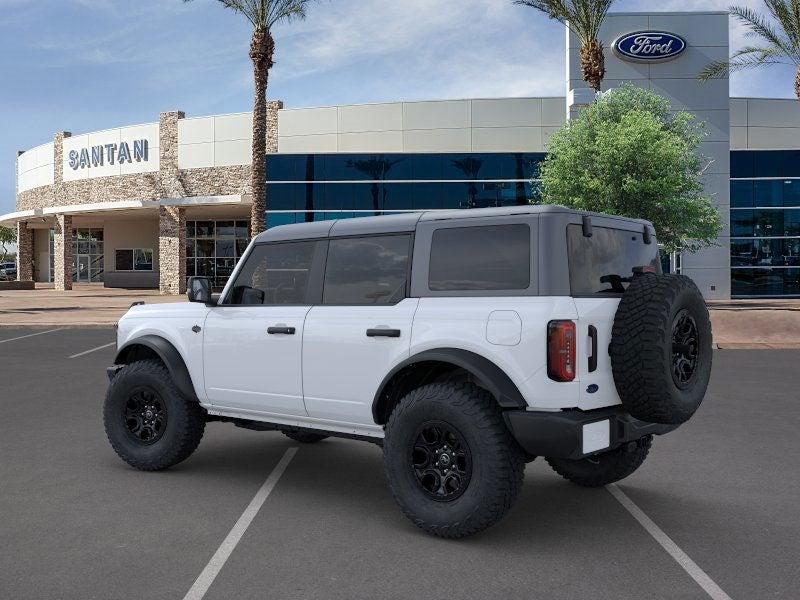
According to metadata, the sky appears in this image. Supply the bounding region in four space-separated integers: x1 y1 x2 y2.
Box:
0 0 797 216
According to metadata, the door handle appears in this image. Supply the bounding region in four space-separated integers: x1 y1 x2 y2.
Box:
588 325 598 373
267 326 296 335
366 328 401 338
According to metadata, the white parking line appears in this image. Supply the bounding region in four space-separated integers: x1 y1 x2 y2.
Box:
68 342 116 359
607 484 733 600
183 447 298 600
0 329 63 345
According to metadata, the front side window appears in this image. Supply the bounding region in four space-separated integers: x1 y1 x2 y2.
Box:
227 241 316 305
429 224 530 291
323 235 410 305
567 225 660 295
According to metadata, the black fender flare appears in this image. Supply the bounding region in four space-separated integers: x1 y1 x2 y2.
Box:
114 335 199 401
372 348 528 423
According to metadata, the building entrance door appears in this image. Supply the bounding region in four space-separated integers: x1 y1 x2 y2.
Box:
77 255 90 282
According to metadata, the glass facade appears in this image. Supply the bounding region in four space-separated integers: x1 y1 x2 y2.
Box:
265 152 544 228
186 220 251 288
731 151 800 297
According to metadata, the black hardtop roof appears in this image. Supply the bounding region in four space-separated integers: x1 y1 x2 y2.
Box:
253 205 653 243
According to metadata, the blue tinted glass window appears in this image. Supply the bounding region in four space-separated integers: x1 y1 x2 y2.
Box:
781 150 800 177
753 180 783 207
324 183 353 211
732 268 800 296
440 182 470 209
754 151 783 177
785 209 800 236
382 183 414 211
730 181 753 208
266 155 297 181
783 180 800 207
730 239 754 266
411 155 442 180
352 183 380 211
266 212 296 228
731 210 754 237
413 182 444 209
444 154 486 180
522 153 546 179
730 151 754 178
267 184 298 211
755 209 784 236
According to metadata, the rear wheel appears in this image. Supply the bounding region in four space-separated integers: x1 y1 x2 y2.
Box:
546 435 652 487
103 359 206 471
383 381 525 538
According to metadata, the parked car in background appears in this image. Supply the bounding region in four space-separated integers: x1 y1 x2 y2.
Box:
0 262 16 281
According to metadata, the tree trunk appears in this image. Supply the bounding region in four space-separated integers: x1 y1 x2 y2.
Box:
249 29 275 237
796 67 800 102
580 40 605 92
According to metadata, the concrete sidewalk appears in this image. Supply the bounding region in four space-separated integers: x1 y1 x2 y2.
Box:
1 284 798 347
0 283 183 327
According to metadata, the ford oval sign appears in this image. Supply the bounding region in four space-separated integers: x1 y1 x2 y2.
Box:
613 31 686 62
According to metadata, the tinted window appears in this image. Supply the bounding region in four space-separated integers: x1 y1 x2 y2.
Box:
323 235 410 305
567 225 660 295
227 241 317 305
429 225 530 291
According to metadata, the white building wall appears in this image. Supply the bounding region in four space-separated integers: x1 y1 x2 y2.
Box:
177 112 253 169
730 98 800 149
568 11 731 299
61 123 160 182
275 98 565 154
17 142 55 193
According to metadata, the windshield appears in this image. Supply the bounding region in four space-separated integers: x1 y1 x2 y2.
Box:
567 224 660 295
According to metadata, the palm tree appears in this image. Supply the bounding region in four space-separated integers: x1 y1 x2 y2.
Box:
185 0 315 235
699 2 800 101
514 0 615 92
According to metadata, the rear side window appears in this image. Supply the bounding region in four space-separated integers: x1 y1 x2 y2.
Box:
323 235 411 305
227 241 317 305
429 224 530 291
567 224 660 295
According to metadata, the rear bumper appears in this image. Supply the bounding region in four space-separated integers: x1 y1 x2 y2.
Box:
503 406 678 460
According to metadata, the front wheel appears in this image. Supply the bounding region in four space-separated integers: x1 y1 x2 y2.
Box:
103 359 206 471
383 381 525 538
546 435 652 487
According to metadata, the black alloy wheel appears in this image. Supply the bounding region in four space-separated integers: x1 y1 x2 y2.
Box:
411 420 472 501
124 387 167 445
671 309 699 388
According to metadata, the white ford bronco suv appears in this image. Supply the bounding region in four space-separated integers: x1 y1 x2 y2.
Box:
105 206 712 538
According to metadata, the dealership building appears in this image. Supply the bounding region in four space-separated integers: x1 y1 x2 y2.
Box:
3 10 800 298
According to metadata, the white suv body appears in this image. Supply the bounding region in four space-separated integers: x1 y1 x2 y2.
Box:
108 205 711 538
117 207 641 439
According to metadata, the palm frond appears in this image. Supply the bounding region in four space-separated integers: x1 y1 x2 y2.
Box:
515 0 615 43
699 46 788 79
730 5 800 64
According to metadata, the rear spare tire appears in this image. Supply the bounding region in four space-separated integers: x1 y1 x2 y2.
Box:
610 273 712 425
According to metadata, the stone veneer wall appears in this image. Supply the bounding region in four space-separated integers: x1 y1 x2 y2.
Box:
15 222 33 281
53 214 73 291
158 206 186 295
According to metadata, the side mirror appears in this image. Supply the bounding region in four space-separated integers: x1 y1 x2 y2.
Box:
187 276 213 304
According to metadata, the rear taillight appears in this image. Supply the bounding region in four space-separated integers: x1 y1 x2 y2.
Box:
547 320 576 382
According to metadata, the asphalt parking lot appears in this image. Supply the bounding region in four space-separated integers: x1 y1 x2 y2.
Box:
1 328 799 599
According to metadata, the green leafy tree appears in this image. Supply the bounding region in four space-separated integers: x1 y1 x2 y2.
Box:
538 84 722 253
0 226 15 263
699 2 800 100
514 0 615 91
184 0 316 235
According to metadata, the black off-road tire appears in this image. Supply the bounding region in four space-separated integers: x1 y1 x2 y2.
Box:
282 430 329 443
103 359 206 471
546 435 652 487
611 273 712 425
383 381 525 539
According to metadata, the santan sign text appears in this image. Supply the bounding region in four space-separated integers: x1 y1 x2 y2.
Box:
68 139 149 170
